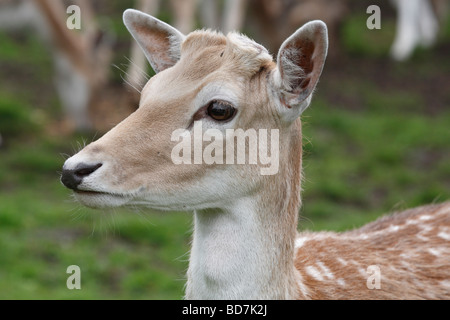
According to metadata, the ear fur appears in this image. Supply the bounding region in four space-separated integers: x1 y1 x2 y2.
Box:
123 9 185 73
273 20 328 121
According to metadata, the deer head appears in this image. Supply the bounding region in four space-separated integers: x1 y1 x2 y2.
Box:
61 9 327 214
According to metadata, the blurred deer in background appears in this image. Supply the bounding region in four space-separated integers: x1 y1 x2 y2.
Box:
390 0 447 61
0 0 113 131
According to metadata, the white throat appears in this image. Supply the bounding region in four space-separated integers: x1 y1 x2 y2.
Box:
185 195 299 299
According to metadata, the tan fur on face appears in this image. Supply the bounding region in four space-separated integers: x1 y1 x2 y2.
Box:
75 30 282 209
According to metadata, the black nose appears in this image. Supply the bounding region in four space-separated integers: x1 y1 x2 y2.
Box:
61 163 102 190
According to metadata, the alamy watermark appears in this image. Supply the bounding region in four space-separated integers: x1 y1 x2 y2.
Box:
66 5 81 30
66 4 382 31
66 265 81 290
367 5 381 30
171 121 280 175
366 265 381 290
65 4 382 31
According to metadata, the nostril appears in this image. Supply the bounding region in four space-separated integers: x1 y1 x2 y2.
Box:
61 163 102 191
74 163 103 178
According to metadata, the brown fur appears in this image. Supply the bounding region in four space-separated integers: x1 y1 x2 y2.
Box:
295 203 450 299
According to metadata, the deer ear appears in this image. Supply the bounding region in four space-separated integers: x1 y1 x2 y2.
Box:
123 9 185 73
273 20 328 122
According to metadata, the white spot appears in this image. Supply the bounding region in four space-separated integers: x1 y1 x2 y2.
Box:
358 267 367 278
349 259 361 267
401 260 413 269
295 237 308 249
419 215 433 221
316 261 334 280
406 219 419 225
388 225 400 232
428 248 442 257
416 233 429 242
305 266 324 282
416 224 433 241
400 253 411 260
337 278 346 287
337 258 348 266
437 231 450 241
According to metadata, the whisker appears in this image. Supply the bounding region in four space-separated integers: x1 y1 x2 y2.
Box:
90 217 96 238
90 131 100 144
113 64 143 94
70 207 87 223
113 210 121 236
70 141 78 155
124 56 151 81
174 250 190 263
121 61 148 87
109 208 118 236
135 208 156 227
120 73 142 94
60 152 71 160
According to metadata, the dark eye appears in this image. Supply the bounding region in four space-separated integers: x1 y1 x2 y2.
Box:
207 100 236 122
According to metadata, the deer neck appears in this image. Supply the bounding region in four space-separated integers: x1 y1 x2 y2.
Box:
185 120 303 300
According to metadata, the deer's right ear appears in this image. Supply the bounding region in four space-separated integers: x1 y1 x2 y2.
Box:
271 20 328 123
123 9 185 73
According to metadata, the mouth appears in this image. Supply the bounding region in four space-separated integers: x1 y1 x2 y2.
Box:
74 190 113 196
72 189 131 208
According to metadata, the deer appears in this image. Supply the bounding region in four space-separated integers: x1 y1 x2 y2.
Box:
61 9 450 299
0 0 113 131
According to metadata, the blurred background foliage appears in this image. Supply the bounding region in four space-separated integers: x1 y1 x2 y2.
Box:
0 0 449 299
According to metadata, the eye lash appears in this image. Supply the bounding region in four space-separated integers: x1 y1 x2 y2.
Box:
212 99 234 108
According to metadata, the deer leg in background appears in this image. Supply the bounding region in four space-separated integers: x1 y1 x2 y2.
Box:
390 0 439 61
222 0 249 33
199 0 220 30
34 0 95 131
417 0 439 48
170 0 198 34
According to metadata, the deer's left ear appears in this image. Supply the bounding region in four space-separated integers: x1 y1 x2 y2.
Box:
123 9 185 74
272 21 328 122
